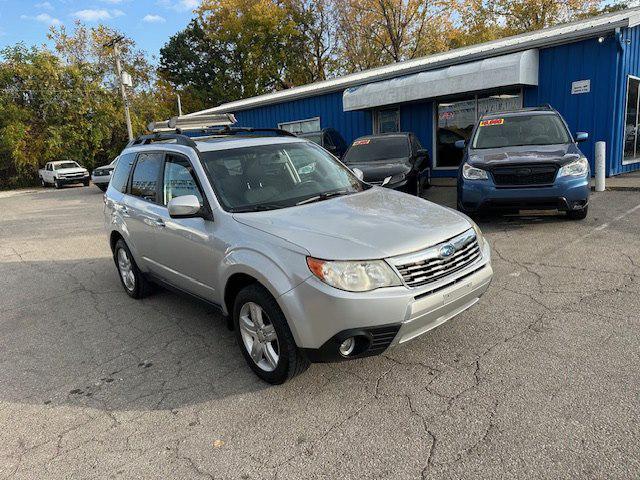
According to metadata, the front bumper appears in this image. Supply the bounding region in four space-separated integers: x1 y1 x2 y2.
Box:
91 174 111 185
280 242 493 361
458 174 590 213
58 175 90 185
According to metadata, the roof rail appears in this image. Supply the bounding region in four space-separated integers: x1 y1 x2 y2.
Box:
129 133 198 149
176 126 297 138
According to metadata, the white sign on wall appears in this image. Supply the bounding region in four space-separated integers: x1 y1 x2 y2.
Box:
571 79 591 95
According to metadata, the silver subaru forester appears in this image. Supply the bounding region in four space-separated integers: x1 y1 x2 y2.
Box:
104 130 493 384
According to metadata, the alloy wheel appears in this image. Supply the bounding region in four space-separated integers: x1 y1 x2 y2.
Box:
117 248 136 291
238 302 280 372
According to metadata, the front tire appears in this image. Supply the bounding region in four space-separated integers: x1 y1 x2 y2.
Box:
233 284 309 384
113 239 151 299
83 180 90 187
40 178 47 188
54 179 61 189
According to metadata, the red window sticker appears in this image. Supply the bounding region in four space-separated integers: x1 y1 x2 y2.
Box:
479 119 504 127
353 139 371 146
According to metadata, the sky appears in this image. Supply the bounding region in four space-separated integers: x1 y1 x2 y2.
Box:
0 0 201 62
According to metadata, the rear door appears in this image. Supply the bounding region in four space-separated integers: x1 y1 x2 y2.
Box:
149 153 220 300
123 151 166 273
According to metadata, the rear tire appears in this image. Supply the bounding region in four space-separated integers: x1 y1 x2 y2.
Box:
113 239 152 299
233 284 309 384
567 205 588 220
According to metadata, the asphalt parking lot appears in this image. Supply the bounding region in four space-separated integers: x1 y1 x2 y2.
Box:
1 184 639 479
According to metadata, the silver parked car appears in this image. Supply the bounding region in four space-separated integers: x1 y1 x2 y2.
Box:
104 129 493 384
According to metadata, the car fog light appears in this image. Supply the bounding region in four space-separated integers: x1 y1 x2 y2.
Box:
339 337 356 356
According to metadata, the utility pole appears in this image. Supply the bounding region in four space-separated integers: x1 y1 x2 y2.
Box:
177 93 183 116
106 36 133 141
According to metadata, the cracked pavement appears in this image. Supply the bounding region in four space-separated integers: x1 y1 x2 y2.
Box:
1 185 639 479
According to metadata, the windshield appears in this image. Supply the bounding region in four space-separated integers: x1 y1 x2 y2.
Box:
472 114 571 149
55 162 80 170
343 136 410 163
200 141 367 212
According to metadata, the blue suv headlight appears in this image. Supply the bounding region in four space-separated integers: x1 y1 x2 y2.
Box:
558 157 589 178
462 163 488 180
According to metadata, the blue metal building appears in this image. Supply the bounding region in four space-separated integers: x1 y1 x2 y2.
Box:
192 8 640 177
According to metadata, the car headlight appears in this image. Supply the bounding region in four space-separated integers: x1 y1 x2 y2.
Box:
558 157 589 177
470 221 486 250
462 163 488 180
307 257 402 292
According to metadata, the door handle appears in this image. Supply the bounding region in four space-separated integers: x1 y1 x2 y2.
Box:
154 218 166 228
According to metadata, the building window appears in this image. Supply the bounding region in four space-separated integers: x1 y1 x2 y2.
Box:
435 89 522 168
623 76 640 164
374 108 400 134
278 117 320 134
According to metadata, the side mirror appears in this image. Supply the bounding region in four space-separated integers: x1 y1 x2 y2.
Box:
454 140 466 150
575 132 589 143
168 195 202 218
416 149 429 157
352 167 364 181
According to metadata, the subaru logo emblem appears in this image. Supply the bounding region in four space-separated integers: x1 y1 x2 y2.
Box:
439 244 456 258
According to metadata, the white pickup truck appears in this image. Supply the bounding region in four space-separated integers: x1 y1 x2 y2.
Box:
39 161 90 189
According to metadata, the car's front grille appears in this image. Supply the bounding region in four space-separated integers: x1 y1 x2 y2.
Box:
93 170 110 176
491 164 557 186
391 229 481 288
61 173 84 179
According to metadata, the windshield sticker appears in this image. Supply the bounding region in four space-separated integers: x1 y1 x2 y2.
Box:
353 139 371 146
479 119 504 127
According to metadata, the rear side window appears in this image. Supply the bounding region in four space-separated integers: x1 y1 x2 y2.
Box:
130 152 163 203
163 155 203 206
110 153 135 193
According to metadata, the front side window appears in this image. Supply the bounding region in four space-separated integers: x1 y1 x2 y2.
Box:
200 142 367 211
343 136 410 163
163 155 203 206
471 114 571 149
130 152 163 202
110 153 135 193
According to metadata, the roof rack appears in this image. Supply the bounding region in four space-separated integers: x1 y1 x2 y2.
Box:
182 126 297 138
129 133 198 148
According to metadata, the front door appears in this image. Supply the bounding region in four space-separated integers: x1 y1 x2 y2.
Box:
150 153 220 301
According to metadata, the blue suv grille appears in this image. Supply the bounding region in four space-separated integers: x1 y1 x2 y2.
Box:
491 164 557 187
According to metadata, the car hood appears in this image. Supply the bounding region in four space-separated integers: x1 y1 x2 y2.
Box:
56 167 88 174
345 158 411 183
468 144 581 168
233 187 472 260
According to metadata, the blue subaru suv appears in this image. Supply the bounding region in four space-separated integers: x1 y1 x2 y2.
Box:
456 107 590 220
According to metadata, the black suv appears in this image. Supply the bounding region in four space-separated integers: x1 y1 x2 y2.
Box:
342 132 431 196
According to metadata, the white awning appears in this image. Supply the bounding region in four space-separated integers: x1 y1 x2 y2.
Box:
342 49 539 112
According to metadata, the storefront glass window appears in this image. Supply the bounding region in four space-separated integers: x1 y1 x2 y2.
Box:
436 90 522 168
624 77 640 163
375 108 400 133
